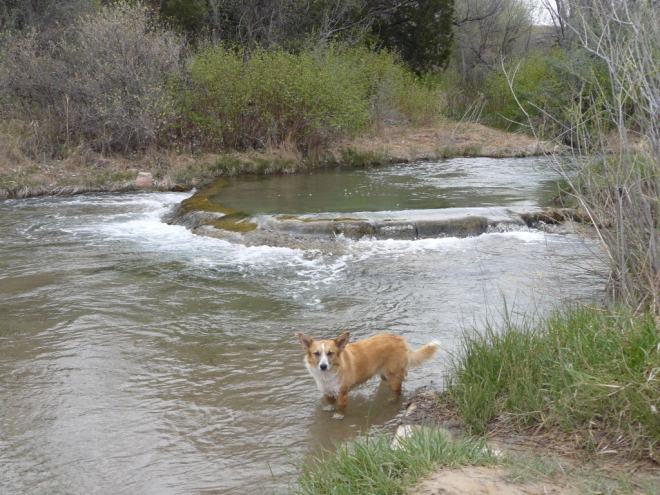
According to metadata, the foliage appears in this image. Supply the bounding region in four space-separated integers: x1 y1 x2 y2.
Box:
448 306 659 458
297 427 494 495
480 49 609 141
0 0 97 32
156 0 454 73
0 2 184 157
372 0 454 73
173 45 442 153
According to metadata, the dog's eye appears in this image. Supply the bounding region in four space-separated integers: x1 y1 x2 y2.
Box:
327 351 334 356
313 351 321 357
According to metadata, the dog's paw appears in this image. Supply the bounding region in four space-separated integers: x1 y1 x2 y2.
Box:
332 412 345 420
322 405 335 412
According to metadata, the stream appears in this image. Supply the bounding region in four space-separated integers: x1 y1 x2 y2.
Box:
0 157 604 494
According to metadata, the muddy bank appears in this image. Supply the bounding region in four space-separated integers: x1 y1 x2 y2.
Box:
0 123 547 200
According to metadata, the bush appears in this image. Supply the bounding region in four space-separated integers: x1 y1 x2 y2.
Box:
351 50 443 126
173 45 442 153
481 49 608 141
0 2 184 157
175 46 370 152
448 306 659 459
571 153 659 308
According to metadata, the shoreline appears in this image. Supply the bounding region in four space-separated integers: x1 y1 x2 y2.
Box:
320 387 659 495
0 122 549 200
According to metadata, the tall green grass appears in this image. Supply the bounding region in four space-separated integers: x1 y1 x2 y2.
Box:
296 428 494 495
448 306 659 457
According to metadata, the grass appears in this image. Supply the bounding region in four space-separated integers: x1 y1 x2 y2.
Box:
296 427 495 495
504 451 659 495
0 121 544 199
435 144 484 159
447 306 659 459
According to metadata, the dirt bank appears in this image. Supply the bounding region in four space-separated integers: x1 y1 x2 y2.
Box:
0 122 547 199
395 390 659 495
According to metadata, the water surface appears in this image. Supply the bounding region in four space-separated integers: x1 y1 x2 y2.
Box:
0 158 603 494
212 156 560 213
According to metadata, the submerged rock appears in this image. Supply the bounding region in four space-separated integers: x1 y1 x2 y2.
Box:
167 204 584 247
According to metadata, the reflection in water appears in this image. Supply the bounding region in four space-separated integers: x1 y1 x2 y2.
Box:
1 159 603 494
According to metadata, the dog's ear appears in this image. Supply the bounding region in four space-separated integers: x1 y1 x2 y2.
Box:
334 331 351 351
297 332 313 350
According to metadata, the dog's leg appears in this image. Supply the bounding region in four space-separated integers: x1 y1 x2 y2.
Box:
333 390 348 420
322 394 336 412
386 372 404 402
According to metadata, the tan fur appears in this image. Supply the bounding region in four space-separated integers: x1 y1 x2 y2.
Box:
297 331 438 418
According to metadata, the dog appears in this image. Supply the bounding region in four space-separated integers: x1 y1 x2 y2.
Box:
297 331 438 419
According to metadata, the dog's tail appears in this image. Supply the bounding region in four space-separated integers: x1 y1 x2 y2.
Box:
407 340 439 369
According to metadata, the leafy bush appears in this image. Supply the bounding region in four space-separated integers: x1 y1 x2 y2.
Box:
0 2 184 157
481 49 608 141
173 45 442 153
349 49 443 126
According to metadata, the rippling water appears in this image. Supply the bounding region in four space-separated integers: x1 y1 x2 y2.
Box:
0 159 604 494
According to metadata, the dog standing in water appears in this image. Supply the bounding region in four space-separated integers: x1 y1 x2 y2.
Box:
297 331 438 419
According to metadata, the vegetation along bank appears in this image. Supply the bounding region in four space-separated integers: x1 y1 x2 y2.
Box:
0 1 562 199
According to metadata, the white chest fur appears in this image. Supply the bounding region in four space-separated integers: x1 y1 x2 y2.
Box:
305 360 341 397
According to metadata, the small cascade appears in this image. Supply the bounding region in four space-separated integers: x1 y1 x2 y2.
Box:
166 157 582 247
170 205 580 246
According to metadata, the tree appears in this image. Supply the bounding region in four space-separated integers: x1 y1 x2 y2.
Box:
158 0 208 36
0 0 97 32
451 0 534 86
371 0 455 73
155 0 455 73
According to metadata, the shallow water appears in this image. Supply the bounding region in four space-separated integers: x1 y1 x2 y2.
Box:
212 156 560 213
1 158 603 494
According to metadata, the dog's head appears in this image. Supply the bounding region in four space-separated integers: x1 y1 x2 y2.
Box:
296 331 350 372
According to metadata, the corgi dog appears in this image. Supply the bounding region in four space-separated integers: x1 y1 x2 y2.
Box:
297 331 438 419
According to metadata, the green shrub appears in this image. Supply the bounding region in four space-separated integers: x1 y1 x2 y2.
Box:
174 45 442 153
481 49 609 141
448 306 659 458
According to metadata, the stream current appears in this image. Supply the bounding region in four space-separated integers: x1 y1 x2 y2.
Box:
0 157 604 494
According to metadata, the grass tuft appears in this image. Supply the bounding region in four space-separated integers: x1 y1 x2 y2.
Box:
296 427 495 495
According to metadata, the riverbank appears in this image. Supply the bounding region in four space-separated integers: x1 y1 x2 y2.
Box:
295 305 659 494
0 122 547 200
297 419 659 495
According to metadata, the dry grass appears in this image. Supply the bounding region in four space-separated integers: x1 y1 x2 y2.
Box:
0 122 548 199
338 122 548 162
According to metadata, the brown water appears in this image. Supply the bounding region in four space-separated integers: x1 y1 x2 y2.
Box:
0 158 603 494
